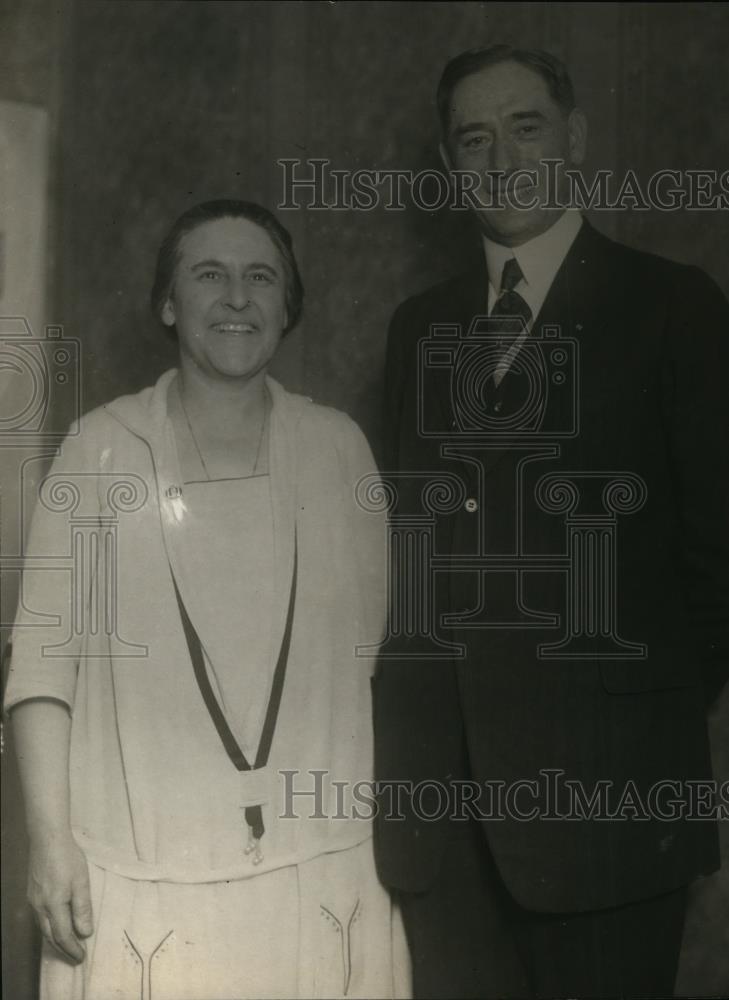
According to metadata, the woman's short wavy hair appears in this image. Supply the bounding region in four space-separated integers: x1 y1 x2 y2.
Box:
150 199 304 335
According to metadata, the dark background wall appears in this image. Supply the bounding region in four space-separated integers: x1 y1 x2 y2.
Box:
2 2 728 996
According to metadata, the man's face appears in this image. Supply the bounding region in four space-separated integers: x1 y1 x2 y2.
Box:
441 60 586 246
162 216 288 382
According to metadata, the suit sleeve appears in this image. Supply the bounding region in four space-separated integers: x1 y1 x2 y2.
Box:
663 266 729 704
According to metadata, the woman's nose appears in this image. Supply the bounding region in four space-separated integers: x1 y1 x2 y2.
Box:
225 277 250 310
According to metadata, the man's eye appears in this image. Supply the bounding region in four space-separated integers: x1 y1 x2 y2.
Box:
463 135 486 149
516 125 539 138
199 271 223 281
249 271 273 283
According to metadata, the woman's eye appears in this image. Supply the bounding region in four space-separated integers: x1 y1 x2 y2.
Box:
199 271 223 281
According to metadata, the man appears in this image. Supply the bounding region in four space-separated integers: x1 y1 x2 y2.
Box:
374 45 729 998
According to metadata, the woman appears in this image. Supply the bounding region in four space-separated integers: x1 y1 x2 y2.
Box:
6 200 408 999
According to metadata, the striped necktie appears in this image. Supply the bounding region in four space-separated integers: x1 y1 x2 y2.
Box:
490 258 532 387
491 257 531 327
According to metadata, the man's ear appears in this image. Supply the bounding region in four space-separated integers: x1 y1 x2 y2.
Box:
161 298 175 327
439 140 454 173
567 108 587 166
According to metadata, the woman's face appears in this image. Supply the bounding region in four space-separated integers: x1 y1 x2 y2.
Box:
162 216 288 383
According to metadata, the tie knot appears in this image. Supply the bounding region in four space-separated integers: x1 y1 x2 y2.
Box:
500 257 524 293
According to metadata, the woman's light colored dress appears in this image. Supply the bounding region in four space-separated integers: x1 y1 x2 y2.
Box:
6 370 410 999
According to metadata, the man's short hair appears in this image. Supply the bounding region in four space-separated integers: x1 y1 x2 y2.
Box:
150 199 304 336
437 45 577 135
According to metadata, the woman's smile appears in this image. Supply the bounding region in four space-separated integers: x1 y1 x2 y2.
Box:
211 321 260 334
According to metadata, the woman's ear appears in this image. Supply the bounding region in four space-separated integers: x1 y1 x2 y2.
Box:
161 298 175 327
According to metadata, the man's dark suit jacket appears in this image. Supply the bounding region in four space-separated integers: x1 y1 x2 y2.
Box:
373 219 729 914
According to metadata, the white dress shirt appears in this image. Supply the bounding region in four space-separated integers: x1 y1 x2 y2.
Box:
482 209 583 383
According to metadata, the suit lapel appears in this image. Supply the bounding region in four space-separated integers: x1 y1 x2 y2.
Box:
532 219 615 342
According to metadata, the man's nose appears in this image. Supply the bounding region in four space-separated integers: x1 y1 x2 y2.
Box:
490 135 518 174
225 276 250 310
